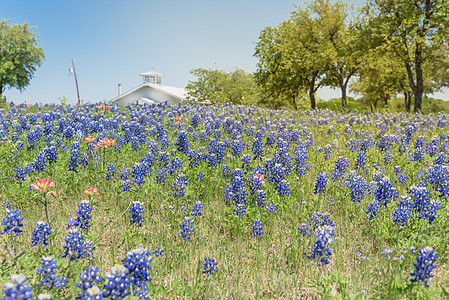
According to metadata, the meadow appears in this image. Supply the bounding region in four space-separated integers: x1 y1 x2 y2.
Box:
0 101 448 299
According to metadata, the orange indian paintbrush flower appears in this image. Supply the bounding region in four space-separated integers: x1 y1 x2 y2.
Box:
84 187 100 196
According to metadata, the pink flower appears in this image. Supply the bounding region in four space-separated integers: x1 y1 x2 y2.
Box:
85 187 99 196
85 136 95 143
95 138 116 149
32 179 55 192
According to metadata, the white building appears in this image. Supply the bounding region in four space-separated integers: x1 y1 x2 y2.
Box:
110 71 187 105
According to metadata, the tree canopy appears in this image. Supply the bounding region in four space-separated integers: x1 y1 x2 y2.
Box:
185 68 261 106
0 20 45 98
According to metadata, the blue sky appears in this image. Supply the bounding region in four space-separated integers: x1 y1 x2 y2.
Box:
2 0 447 104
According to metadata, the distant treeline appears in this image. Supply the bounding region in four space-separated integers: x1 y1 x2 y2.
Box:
186 0 449 113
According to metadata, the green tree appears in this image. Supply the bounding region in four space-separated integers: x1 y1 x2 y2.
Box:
254 0 359 110
185 68 261 105
363 0 449 112
0 20 45 98
310 0 363 110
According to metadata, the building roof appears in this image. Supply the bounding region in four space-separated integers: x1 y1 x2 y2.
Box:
139 71 163 77
110 82 186 103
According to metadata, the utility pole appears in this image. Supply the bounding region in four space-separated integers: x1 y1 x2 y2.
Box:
71 59 81 106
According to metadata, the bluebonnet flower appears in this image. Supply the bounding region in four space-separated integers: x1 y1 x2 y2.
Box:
408 184 429 218
324 144 332 160
31 221 52 247
266 203 276 214
169 157 182 176
234 203 247 218
1 205 24 237
177 130 189 154
124 247 152 299
231 139 243 157
366 176 398 220
250 219 263 238
103 265 131 300
202 258 218 277
122 180 133 192
300 212 334 236
393 166 402 175
277 179 290 196
106 164 115 180
33 150 47 172
392 196 412 227
410 247 438 287
308 225 334 265
384 151 392 165
252 137 264 159
355 150 367 171
154 248 163 257
12 166 27 184
76 200 93 231
171 174 188 198
120 168 131 180
191 201 203 217
424 200 441 224
298 223 311 236
37 256 68 289
155 167 167 184
222 165 231 178
196 172 205 181
398 173 408 185
294 145 311 176
76 267 104 299
314 172 328 194
346 172 370 204
129 201 145 227
331 157 350 181
188 150 199 168
191 114 200 128
67 142 81 172
179 217 195 241
61 228 93 262
2 274 33 300
427 164 449 197
241 154 252 172
254 189 266 207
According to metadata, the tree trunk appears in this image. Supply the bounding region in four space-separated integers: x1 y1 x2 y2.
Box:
309 72 318 110
341 83 347 110
414 50 424 113
292 95 298 111
404 91 411 112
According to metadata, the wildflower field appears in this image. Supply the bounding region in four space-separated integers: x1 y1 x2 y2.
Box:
0 101 448 299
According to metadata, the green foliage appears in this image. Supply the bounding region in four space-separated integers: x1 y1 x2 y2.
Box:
185 68 261 106
0 20 45 96
362 0 449 112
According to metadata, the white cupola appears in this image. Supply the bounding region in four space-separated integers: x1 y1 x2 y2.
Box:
139 71 162 85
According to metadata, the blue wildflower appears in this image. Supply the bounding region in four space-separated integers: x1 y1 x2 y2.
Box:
202 258 218 277
129 201 145 227
124 247 152 299
314 172 328 194
250 219 263 238
410 247 438 287
31 221 52 247
37 256 67 289
103 265 131 300
178 217 195 241
2 274 33 300
191 201 203 217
